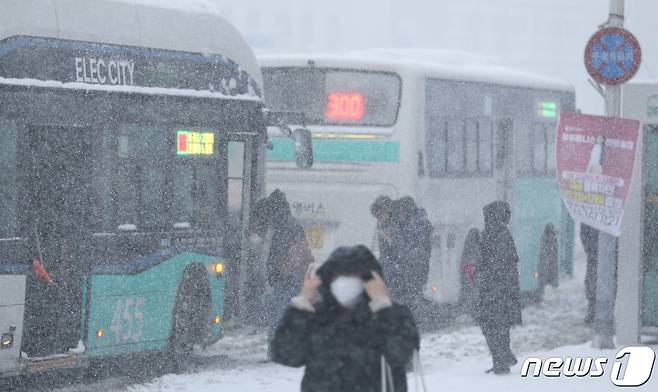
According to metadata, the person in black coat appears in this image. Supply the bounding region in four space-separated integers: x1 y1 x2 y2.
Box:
271 245 420 392
475 201 522 375
388 197 432 308
537 224 559 300
250 190 313 352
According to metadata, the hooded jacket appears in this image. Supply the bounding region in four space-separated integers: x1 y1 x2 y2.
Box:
270 245 420 392
262 189 312 286
475 201 522 327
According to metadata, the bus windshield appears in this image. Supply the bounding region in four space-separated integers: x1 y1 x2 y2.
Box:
263 67 401 127
108 126 226 231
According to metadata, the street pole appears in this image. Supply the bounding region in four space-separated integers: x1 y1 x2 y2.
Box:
593 0 624 349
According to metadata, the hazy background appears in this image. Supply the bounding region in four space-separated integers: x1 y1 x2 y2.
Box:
210 0 658 115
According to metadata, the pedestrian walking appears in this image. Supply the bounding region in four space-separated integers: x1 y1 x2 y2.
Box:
270 245 420 392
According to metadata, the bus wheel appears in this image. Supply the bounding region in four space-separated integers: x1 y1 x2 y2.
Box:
168 264 212 372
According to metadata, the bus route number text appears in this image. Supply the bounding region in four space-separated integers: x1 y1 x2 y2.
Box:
110 296 145 344
325 92 365 121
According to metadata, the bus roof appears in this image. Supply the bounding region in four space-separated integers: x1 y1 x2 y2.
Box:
0 0 262 88
259 49 573 93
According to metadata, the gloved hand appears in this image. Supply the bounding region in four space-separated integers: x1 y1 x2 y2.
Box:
300 262 322 302
364 271 392 312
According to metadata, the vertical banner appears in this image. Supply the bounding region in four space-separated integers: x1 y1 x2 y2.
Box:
556 112 640 236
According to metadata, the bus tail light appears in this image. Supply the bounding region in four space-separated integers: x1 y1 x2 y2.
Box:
96 329 104 338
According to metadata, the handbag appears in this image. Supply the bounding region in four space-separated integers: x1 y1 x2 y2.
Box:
381 350 427 392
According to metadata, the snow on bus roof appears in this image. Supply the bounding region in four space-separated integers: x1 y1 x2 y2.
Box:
0 0 262 88
259 50 573 93
116 0 220 14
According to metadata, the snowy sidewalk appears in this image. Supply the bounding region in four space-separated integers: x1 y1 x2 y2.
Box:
122 269 657 392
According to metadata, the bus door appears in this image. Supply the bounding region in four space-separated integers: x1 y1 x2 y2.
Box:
226 136 261 320
20 125 92 357
495 119 514 202
642 124 658 329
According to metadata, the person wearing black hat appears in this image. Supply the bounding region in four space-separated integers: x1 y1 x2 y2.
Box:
475 201 522 375
270 245 420 392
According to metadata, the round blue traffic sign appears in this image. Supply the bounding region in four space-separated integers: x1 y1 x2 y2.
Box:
585 27 641 85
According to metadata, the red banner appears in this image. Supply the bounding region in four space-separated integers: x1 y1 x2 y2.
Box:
556 112 640 236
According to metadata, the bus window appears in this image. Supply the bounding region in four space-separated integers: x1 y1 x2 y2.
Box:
479 121 494 173
0 120 17 239
427 117 494 178
115 127 168 229
533 124 547 173
447 120 465 173
520 121 555 176
546 123 557 172
228 141 245 213
465 121 478 173
112 126 225 230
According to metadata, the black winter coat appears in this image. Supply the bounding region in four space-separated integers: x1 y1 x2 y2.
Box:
271 299 419 392
476 201 522 328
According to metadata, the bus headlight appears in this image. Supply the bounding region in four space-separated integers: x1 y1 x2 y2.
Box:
212 315 221 325
210 262 224 277
1 333 13 349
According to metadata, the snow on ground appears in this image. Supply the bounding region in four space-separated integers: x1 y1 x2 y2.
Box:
112 246 656 392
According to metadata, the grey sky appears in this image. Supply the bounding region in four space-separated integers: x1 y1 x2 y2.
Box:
211 0 658 115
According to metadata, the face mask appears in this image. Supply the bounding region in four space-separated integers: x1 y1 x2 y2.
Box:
330 276 364 308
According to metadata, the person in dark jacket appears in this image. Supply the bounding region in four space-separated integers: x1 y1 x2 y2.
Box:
370 195 394 257
271 245 420 392
251 190 314 352
580 223 599 324
388 197 432 309
537 224 559 300
476 201 522 375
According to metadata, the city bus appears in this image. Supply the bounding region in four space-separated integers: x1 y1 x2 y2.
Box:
260 49 576 305
0 0 294 378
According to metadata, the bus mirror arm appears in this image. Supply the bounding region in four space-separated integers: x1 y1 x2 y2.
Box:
292 129 313 169
263 109 313 168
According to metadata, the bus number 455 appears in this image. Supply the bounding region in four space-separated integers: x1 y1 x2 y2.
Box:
109 296 145 344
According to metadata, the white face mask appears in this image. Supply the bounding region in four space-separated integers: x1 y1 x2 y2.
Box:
330 276 365 308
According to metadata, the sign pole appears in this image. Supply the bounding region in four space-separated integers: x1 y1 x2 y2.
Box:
593 0 625 350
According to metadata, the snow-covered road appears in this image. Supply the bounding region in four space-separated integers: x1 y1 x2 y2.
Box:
45 247 657 392
117 275 657 392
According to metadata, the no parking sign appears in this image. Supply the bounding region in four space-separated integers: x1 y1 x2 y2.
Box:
584 26 641 85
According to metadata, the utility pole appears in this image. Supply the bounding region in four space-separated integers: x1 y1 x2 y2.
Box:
593 0 625 350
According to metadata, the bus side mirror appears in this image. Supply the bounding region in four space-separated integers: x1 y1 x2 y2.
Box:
293 129 313 169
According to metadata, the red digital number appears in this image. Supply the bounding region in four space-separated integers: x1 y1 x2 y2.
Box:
325 92 365 121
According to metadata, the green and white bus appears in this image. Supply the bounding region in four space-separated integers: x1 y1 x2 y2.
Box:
261 49 575 304
0 0 274 377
